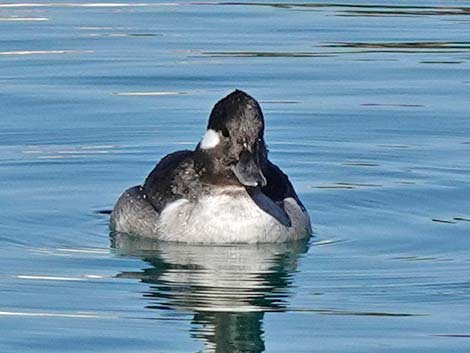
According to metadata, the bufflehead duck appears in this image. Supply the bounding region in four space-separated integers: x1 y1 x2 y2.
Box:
110 90 311 243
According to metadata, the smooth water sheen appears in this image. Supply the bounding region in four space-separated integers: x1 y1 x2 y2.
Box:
1 1 470 352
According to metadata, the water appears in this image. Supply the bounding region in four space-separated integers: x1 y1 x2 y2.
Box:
1 1 470 352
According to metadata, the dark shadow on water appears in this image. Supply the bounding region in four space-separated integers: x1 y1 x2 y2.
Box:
326 42 470 49
220 2 470 17
200 51 333 58
200 40 470 59
323 41 470 54
111 233 310 353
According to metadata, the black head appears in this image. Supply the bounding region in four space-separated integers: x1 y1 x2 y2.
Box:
195 90 268 187
207 89 265 141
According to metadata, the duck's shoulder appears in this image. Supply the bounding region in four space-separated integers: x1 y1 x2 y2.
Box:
262 160 306 211
142 150 203 213
146 150 194 180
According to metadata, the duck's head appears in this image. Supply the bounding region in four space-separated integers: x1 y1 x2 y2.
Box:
196 90 268 187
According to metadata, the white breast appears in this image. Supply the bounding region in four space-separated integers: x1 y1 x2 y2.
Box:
156 187 311 243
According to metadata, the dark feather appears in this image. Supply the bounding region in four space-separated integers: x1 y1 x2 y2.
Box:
142 150 205 213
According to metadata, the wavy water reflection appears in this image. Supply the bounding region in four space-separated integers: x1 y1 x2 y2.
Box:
112 233 309 353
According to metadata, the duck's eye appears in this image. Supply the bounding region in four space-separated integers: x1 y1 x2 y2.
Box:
221 128 230 138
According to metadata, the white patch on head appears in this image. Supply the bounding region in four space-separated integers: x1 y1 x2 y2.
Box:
199 129 220 149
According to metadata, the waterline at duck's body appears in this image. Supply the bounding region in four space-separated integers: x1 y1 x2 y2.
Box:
111 184 311 243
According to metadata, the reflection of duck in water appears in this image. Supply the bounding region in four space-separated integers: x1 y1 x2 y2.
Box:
112 233 309 353
111 90 311 243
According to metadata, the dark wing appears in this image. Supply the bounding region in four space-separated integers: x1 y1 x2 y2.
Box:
261 160 306 211
142 150 202 213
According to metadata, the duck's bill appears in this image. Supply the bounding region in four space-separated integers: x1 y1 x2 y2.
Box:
232 151 267 188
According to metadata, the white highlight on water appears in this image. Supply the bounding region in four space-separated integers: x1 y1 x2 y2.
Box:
15 274 106 281
114 91 186 96
0 17 48 21
0 3 178 8
0 50 93 56
0 311 116 319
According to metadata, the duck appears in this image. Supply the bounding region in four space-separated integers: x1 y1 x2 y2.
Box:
110 90 311 243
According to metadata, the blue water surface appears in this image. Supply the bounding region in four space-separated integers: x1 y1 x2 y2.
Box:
1 1 470 352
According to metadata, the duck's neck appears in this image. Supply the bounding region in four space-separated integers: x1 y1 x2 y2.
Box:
193 149 241 187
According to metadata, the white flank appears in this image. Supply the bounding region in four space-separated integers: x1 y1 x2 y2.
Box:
199 129 220 149
156 187 310 243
